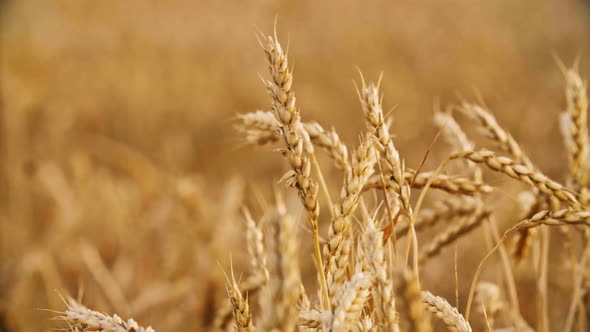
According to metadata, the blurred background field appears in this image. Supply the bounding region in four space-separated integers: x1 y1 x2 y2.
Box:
2 0 590 330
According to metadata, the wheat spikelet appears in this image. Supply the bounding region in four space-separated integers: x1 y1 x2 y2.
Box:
392 264 432 332
459 103 533 168
298 310 331 329
60 298 155 332
235 110 281 146
511 191 542 262
421 291 471 332
324 135 376 297
434 111 474 153
244 208 269 282
419 207 489 265
365 171 493 195
302 121 350 171
226 275 254 332
325 234 352 306
507 209 590 233
561 67 589 189
360 217 397 328
450 149 581 208
360 80 410 212
330 272 372 332
475 282 502 329
261 33 321 235
261 32 331 309
214 272 266 330
396 197 479 239
236 110 349 171
260 204 301 332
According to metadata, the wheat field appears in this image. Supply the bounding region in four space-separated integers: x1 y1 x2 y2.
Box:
3 0 590 331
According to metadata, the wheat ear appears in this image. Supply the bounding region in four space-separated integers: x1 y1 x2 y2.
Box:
330 272 372 332
260 203 301 332
392 264 432 332
365 171 493 195
361 217 397 328
324 134 376 299
422 291 472 332
60 298 155 332
395 197 479 239
450 149 581 208
561 67 589 189
419 207 489 265
261 32 329 309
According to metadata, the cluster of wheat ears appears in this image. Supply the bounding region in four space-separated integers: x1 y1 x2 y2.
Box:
58 29 590 332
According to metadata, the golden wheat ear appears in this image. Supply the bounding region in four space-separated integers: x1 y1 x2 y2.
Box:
58 298 155 332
